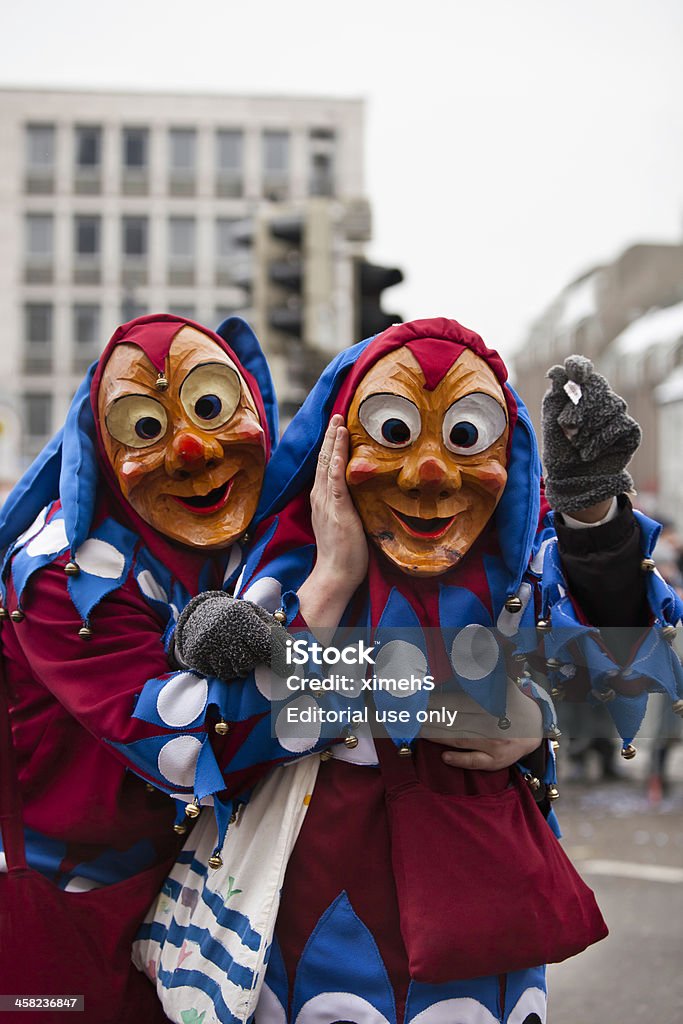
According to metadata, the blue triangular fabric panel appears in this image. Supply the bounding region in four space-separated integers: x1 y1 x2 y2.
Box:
216 316 279 452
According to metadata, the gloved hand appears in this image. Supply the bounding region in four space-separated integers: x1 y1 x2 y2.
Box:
173 592 289 680
542 354 641 513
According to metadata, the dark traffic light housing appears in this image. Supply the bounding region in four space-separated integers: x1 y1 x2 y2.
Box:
354 259 404 338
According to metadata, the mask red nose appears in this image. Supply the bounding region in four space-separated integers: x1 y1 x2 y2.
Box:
173 433 205 464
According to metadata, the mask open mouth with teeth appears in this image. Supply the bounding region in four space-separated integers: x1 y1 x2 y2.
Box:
97 324 267 551
345 343 510 576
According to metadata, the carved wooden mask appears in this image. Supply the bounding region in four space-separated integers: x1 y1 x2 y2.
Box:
346 347 509 576
98 325 266 550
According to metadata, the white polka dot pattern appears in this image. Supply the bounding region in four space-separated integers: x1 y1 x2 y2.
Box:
295 992 391 1024
275 695 320 753
157 672 209 727
136 569 169 604
157 735 202 787
73 538 126 579
26 518 68 558
451 624 500 680
409 998 499 1024
255 663 296 702
242 576 282 613
373 640 427 697
506 986 547 1024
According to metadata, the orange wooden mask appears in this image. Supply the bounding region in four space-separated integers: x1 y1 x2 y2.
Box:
98 325 266 550
346 347 509 576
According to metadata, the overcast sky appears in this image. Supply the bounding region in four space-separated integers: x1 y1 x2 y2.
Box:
4 0 683 361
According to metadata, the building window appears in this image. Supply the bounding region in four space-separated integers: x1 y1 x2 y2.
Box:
122 127 149 193
74 125 102 193
123 127 148 168
25 124 55 193
263 130 290 200
74 215 100 255
23 393 53 460
73 215 101 284
215 218 245 287
23 303 53 373
120 299 147 322
309 127 336 197
24 213 54 283
122 216 148 258
121 216 149 286
169 128 196 195
72 304 101 371
215 129 243 197
168 217 196 286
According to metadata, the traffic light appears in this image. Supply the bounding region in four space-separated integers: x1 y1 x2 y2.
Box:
264 213 304 338
354 259 404 338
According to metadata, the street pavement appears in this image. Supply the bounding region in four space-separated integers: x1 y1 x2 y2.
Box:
546 743 683 1023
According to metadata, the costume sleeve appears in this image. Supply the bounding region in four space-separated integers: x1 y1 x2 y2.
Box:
6 561 275 801
554 495 649 630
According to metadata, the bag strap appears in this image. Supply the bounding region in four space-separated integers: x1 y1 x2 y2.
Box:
374 736 420 792
0 639 28 871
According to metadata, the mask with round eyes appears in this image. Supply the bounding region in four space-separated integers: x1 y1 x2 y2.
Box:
98 326 267 551
345 347 509 577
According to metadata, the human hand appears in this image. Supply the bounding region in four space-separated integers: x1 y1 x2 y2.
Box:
309 414 369 592
542 355 641 514
297 416 369 639
439 735 542 771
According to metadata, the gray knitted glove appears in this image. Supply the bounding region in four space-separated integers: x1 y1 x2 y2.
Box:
173 592 289 680
541 354 641 513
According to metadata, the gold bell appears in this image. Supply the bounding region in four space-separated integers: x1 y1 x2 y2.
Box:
78 622 93 640
547 784 560 801
10 609 25 623
64 561 80 577
320 749 333 761
398 744 413 758
0 607 8 620
208 851 223 869
185 799 201 820
550 686 564 701
229 810 238 824
641 558 656 573
155 373 169 392
536 619 551 633
273 609 287 624
546 657 562 670
214 720 230 736
145 783 155 793
662 624 677 643
498 715 511 730
526 775 541 792
504 595 523 613
672 699 683 717
344 733 359 749
621 743 637 760
551 739 560 752
173 822 188 836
